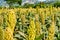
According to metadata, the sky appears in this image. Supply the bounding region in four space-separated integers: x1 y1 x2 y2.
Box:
0 0 9 7
38 0 46 2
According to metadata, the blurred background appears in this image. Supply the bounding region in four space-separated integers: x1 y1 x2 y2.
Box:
0 0 60 8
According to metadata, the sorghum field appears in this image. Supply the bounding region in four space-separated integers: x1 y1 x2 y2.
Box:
0 7 60 40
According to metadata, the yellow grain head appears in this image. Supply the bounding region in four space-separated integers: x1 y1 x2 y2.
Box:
40 11 45 25
34 14 39 21
0 15 4 40
45 8 50 18
0 15 3 26
27 19 36 40
0 27 4 40
35 21 42 37
7 10 16 32
46 14 55 40
4 27 13 40
28 7 32 12
21 14 26 25
34 14 42 36
50 6 53 15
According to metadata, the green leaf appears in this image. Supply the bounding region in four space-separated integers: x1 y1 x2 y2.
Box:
0 27 4 40
58 33 60 40
35 33 44 40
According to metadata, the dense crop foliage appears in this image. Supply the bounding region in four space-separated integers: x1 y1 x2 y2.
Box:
0 7 60 40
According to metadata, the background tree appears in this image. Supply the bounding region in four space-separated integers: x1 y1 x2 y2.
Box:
5 0 22 7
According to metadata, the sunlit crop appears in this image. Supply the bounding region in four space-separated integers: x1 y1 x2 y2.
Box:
0 7 60 40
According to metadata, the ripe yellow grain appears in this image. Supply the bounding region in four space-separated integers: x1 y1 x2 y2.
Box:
48 22 55 40
21 14 26 25
0 15 3 26
34 14 42 37
27 19 36 40
7 10 16 32
40 11 45 25
35 21 42 37
45 9 50 18
0 27 4 40
46 14 55 40
34 14 39 21
4 27 13 40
